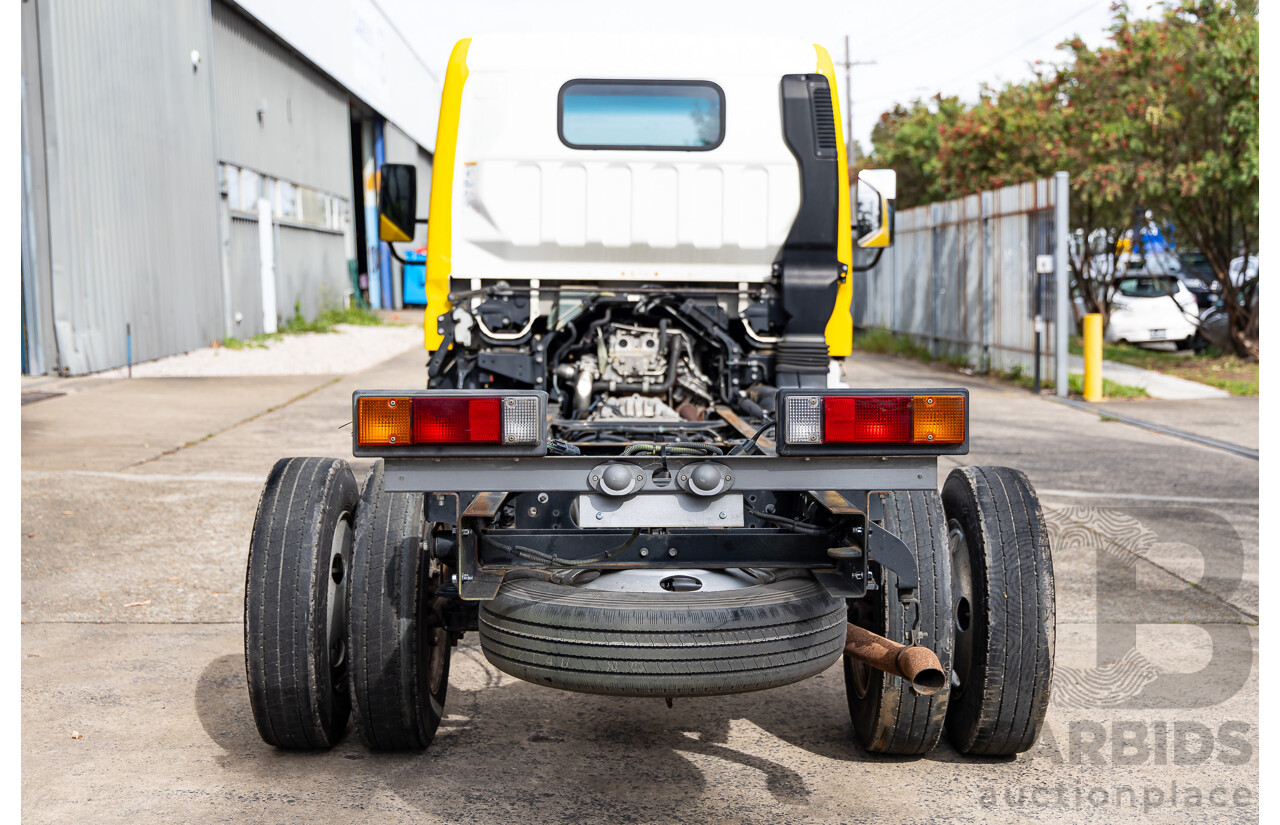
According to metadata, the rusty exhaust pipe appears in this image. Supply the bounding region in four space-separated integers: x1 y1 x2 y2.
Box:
843 622 946 696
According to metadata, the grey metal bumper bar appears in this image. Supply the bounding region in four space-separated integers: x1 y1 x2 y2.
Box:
384 455 937 494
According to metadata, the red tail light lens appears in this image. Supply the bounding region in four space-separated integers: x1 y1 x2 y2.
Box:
411 397 501 444
823 396 912 443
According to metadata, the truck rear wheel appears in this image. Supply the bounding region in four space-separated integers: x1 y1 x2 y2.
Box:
844 490 953 755
348 460 450 751
244 457 358 749
478 573 845 697
941 466 1055 756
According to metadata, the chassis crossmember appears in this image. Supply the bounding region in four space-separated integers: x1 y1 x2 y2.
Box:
388 456 927 603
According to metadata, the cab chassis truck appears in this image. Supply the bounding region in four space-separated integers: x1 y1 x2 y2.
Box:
244 35 1054 757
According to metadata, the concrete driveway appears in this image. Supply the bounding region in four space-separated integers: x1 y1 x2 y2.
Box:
22 348 1258 824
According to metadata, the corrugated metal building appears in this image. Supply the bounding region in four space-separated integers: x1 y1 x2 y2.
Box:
20 0 436 375
21 0 225 375
211 1 356 338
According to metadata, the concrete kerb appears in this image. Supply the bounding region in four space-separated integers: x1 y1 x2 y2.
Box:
1067 354 1230 400
1050 397 1258 461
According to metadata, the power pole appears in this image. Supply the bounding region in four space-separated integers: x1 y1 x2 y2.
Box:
841 35 876 163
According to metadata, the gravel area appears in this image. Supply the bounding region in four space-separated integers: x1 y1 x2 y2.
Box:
95 324 423 378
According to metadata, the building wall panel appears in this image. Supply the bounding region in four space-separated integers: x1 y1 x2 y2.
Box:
21 0 59 375
37 0 225 373
276 225 351 320
211 1 353 198
212 0 356 334
225 216 263 334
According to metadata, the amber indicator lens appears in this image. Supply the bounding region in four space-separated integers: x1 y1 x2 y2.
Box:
912 395 966 444
356 397 411 446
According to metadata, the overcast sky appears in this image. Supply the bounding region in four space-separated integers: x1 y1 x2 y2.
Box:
376 0 1133 150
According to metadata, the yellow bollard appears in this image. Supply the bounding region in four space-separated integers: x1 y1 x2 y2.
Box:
1082 313 1103 402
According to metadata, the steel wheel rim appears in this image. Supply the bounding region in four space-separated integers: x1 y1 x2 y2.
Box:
427 624 448 695
424 551 448 697
850 658 872 700
848 598 874 700
325 513 353 692
948 519 974 695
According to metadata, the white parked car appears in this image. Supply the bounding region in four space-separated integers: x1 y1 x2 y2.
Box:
1106 274 1199 348
1228 254 1259 286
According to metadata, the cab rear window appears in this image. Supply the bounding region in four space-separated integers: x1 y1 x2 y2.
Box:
558 80 725 151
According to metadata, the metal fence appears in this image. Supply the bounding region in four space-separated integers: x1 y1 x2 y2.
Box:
852 175 1069 390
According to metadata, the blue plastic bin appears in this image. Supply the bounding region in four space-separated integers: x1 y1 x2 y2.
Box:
402 249 427 306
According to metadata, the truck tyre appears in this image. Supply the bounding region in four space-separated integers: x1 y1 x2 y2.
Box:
844 490 953 755
245 456 358 749
941 466 1055 756
348 460 450 750
478 575 845 696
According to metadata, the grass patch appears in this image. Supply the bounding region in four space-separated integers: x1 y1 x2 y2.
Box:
221 336 271 350
992 365 1039 392
852 328 932 361
218 304 382 350
1068 336 1258 396
1164 359 1259 395
1195 375 1258 396
851 329 970 369
1067 373 1148 399
279 304 383 334
988 365 1148 399
1068 336 1189 368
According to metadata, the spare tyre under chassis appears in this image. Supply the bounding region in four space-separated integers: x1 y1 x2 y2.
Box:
478 572 846 697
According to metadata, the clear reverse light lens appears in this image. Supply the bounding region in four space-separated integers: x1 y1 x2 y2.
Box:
785 395 822 444
502 396 541 444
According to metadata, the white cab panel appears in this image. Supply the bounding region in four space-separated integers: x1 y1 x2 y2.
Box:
450 34 816 284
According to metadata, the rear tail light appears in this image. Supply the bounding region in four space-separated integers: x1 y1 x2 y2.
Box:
412 397 502 444
353 391 546 456
777 389 968 455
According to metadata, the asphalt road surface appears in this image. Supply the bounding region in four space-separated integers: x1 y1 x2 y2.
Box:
22 347 1259 824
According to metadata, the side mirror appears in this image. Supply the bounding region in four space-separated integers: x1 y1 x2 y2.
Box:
854 168 896 249
378 163 417 243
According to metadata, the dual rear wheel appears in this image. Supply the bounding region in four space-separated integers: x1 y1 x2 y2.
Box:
244 457 356 749
941 465 1056 756
244 459 1053 757
845 466 1055 757
245 457 451 751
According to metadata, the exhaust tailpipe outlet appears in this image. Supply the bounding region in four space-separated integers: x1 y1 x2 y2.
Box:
843 622 947 696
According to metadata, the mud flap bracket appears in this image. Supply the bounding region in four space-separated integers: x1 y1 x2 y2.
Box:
810 491 918 602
